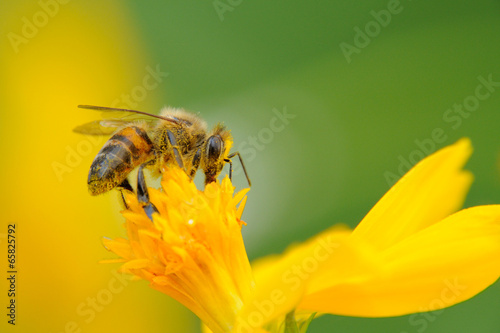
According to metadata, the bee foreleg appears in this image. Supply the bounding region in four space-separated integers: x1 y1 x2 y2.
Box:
227 152 252 187
189 148 202 179
137 163 159 221
166 130 185 169
224 158 233 181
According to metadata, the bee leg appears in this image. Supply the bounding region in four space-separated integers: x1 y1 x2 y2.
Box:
166 130 185 169
224 158 233 181
189 148 202 179
117 178 134 209
226 152 252 187
137 163 159 221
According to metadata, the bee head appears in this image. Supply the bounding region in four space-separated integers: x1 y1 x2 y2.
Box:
202 124 232 184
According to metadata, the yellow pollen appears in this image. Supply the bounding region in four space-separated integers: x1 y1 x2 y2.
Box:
103 167 253 333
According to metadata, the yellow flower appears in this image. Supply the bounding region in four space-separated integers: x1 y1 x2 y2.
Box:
104 138 500 333
103 169 254 333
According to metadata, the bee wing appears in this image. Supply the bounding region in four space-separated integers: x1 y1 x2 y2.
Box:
73 119 136 136
74 105 179 136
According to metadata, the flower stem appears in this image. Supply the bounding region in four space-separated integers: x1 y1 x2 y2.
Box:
284 311 299 333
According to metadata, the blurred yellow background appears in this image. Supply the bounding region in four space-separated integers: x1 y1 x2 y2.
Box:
0 1 195 332
1 1 499 332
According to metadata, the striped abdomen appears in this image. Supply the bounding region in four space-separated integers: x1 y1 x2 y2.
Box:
88 126 154 195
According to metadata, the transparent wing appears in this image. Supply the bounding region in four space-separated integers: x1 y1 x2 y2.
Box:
73 119 135 136
74 105 179 136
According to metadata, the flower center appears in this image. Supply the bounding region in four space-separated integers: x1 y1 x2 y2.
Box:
104 167 253 333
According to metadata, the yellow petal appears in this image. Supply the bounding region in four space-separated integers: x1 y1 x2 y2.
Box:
105 167 253 333
298 205 500 317
201 323 270 333
351 138 473 250
237 226 352 329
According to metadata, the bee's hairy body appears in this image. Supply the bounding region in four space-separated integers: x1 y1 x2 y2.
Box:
152 109 208 174
85 107 234 196
88 125 154 195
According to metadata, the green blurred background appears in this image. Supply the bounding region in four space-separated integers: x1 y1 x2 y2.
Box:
1 1 499 332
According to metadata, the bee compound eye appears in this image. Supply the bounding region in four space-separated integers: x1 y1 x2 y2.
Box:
206 135 223 162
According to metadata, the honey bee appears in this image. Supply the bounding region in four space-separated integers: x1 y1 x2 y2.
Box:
74 105 250 217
